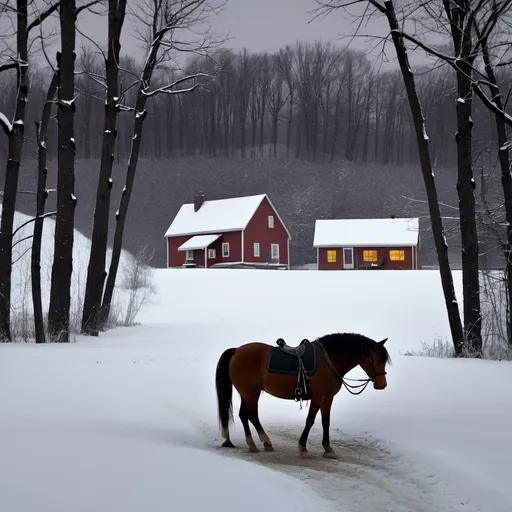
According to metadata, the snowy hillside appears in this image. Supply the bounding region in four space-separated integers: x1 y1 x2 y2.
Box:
1 267 511 512
2 206 135 337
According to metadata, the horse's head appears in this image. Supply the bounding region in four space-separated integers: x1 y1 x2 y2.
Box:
359 338 390 390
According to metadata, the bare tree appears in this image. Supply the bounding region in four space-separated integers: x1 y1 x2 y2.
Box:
315 0 465 353
475 10 512 348
386 1 512 354
81 0 127 335
99 0 225 328
32 70 58 344
48 0 101 342
0 0 59 342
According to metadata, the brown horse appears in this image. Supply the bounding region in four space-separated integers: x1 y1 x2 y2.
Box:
215 332 391 458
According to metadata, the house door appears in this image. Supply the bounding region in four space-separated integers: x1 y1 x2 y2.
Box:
343 248 354 269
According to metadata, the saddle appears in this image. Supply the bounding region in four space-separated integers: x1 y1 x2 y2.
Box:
267 337 317 403
276 337 307 357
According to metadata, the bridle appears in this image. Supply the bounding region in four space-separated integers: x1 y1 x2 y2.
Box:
316 341 387 396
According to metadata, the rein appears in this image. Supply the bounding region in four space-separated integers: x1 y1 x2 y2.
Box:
315 341 386 396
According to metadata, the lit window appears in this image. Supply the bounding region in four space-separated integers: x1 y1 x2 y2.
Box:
327 250 336 263
268 215 274 228
208 248 216 259
222 243 229 257
363 250 378 262
389 249 405 261
253 242 260 257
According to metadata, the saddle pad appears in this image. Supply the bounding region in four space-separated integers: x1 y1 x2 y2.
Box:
266 341 317 376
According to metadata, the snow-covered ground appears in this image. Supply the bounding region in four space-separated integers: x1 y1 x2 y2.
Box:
1 265 511 511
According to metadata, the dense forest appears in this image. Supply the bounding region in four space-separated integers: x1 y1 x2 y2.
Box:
1 40 509 168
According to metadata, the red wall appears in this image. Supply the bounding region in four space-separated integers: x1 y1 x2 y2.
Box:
167 231 242 268
317 248 343 270
243 197 289 266
318 246 416 270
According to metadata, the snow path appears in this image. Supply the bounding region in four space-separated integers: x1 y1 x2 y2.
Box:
209 426 441 512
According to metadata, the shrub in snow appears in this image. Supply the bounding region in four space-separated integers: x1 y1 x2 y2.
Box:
117 244 157 327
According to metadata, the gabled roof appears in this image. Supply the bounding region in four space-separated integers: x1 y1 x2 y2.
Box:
165 193 291 238
313 217 419 248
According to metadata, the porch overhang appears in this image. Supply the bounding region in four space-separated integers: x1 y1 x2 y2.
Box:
178 234 221 251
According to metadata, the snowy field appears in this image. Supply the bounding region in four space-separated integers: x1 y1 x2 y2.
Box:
1 255 512 510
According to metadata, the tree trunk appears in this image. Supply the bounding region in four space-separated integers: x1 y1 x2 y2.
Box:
480 36 512 348
0 0 29 342
286 90 293 156
100 95 148 328
449 5 482 354
48 0 77 343
82 0 126 335
32 72 58 344
384 0 464 354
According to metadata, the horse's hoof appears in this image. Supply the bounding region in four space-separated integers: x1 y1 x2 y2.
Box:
248 446 260 453
221 440 236 448
298 449 309 458
264 444 275 452
323 451 339 459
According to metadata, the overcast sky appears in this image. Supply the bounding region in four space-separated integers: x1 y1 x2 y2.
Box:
0 0 438 72
77 0 400 68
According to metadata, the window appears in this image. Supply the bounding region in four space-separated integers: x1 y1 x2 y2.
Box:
185 249 193 261
222 242 230 257
253 242 260 257
268 215 274 228
208 248 216 259
327 250 337 263
389 249 405 261
271 243 279 261
363 249 378 262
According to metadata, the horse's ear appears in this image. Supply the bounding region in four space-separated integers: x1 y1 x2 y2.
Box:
379 338 388 345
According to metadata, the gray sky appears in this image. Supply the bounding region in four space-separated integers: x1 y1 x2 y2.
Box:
79 0 396 67
1 0 437 73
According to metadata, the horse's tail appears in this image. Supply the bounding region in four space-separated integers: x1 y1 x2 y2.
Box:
215 347 236 434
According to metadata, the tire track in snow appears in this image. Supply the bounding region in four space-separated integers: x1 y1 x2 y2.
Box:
207 424 448 512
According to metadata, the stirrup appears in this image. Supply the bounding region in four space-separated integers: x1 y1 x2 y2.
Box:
294 387 303 402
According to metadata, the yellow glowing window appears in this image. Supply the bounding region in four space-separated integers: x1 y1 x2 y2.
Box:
363 250 378 262
327 250 337 263
389 249 405 261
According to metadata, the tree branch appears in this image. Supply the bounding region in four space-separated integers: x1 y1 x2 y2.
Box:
391 29 512 128
26 1 61 35
12 211 57 239
0 112 12 136
0 60 18 73
142 72 211 96
75 0 104 18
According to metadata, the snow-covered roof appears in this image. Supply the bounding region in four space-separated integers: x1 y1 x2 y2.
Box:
165 193 291 238
313 218 420 248
178 234 221 251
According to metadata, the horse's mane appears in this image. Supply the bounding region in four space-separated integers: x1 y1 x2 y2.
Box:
314 332 391 364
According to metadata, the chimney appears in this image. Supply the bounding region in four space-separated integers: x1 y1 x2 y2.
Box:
194 193 204 212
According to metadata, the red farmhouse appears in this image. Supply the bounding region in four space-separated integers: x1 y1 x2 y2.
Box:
313 217 420 270
165 193 291 269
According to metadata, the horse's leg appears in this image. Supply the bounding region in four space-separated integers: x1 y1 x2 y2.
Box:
320 395 338 459
239 398 259 453
246 401 275 452
297 399 321 456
